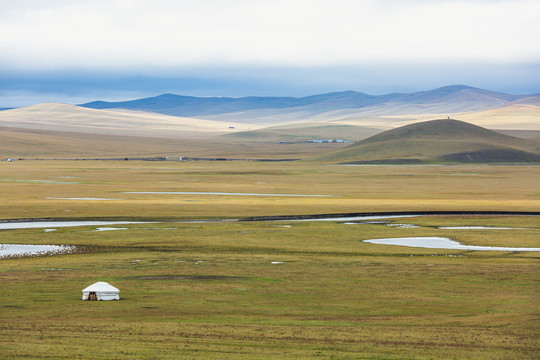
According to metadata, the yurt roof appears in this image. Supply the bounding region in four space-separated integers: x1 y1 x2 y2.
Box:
82 282 119 292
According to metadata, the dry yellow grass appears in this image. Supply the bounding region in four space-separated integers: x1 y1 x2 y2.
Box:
1 101 539 359
1 161 539 220
457 104 540 130
0 103 263 138
0 160 539 359
330 104 540 131
0 126 343 159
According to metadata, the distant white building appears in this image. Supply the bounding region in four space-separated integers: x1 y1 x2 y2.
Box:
6 158 14 162
166 156 183 161
82 282 120 301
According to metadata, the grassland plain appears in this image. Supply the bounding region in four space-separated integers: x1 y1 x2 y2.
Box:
0 126 338 159
1 160 540 219
0 160 539 359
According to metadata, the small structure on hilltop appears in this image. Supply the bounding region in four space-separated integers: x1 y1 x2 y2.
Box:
82 282 120 301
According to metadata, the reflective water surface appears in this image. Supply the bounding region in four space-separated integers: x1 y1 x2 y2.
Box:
363 237 540 251
0 221 150 230
0 244 75 258
124 191 331 197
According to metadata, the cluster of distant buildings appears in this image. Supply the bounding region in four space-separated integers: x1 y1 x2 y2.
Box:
304 139 350 143
278 139 350 144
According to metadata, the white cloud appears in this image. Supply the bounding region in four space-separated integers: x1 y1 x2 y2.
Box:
0 0 538 70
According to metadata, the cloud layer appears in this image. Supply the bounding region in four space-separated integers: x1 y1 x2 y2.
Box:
1 0 538 106
2 0 539 70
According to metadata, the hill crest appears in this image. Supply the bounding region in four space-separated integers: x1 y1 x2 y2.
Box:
311 119 540 164
359 119 508 144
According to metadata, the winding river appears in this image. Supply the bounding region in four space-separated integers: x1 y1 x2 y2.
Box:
1 212 538 257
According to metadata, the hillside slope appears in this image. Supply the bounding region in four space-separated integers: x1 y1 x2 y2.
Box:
311 119 540 164
221 123 382 142
456 104 540 130
0 125 345 159
0 103 262 138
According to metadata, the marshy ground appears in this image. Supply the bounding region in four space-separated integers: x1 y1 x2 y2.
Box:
0 161 538 359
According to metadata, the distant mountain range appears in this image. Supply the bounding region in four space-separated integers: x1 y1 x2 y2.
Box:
80 85 540 123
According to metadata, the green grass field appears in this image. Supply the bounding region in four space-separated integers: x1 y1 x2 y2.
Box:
1 160 539 359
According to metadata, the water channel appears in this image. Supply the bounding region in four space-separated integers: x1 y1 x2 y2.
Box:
363 237 540 252
0 244 75 258
1 213 538 257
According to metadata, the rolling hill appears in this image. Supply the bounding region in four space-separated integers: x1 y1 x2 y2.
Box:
221 122 382 142
456 104 540 130
311 119 540 164
0 126 194 158
2 88 539 161
0 103 261 139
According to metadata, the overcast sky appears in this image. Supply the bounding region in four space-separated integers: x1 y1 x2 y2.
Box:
1 0 539 107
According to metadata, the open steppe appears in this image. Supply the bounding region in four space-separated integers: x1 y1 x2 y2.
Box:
1 160 539 359
1 87 539 358
0 125 338 160
2 85 540 163
1 160 540 218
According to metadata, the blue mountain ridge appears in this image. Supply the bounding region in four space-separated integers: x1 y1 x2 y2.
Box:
79 85 537 117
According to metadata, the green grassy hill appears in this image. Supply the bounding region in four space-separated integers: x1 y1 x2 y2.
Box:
311 119 540 163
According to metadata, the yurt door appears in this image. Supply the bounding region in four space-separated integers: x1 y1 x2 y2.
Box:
88 292 97 301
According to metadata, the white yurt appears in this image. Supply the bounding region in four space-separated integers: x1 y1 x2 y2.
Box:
82 282 120 301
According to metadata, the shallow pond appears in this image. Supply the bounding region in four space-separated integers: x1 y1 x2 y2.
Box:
291 215 418 222
0 244 75 258
437 226 527 230
0 221 150 230
1 214 538 257
2 179 79 184
124 191 331 197
93 227 128 231
45 197 123 201
363 237 540 252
